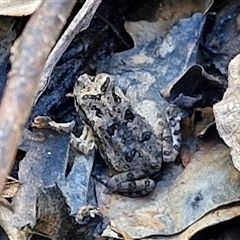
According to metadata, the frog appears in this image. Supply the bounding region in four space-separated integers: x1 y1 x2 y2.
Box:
71 73 183 197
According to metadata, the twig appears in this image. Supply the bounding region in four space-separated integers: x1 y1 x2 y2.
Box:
96 13 131 48
0 1 77 195
36 0 102 103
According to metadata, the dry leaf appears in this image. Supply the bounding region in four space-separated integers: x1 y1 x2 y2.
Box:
0 0 42 16
214 54 240 171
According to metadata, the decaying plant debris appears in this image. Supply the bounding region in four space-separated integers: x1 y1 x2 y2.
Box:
1 0 240 239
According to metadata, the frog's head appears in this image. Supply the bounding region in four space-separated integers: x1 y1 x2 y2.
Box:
75 73 116 97
94 73 116 95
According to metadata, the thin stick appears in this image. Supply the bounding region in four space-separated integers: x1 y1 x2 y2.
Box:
36 0 102 103
0 0 77 195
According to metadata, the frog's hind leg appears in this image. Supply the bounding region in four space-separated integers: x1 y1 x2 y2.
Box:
163 104 182 162
98 170 156 197
153 116 180 162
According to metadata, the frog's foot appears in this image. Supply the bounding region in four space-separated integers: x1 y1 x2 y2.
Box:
70 124 95 156
95 170 156 197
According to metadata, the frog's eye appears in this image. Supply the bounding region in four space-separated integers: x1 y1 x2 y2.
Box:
100 77 111 93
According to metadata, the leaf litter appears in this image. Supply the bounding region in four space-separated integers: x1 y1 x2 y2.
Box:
2 1 240 239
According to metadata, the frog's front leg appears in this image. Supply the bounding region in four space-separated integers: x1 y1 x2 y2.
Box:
103 169 157 197
70 124 96 156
